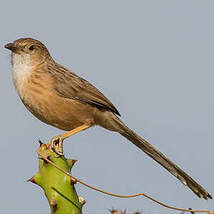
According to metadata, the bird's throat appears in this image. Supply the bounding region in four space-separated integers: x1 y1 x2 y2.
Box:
12 53 34 99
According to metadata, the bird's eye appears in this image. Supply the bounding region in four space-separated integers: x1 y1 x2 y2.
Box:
29 45 35 51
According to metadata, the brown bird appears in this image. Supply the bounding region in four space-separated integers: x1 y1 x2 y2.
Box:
5 38 212 199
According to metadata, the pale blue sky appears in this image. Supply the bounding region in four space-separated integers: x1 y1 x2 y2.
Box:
1 1 214 213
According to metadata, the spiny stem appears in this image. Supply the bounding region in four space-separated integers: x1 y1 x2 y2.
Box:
37 150 213 214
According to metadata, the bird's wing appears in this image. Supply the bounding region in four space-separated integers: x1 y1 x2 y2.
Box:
49 64 120 116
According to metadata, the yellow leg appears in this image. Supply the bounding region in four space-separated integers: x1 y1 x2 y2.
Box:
59 124 90 140
48 124 90 155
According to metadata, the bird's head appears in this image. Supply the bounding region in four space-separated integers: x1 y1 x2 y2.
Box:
5 38 52 66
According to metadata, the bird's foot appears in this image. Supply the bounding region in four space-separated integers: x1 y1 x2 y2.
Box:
48 136 64 156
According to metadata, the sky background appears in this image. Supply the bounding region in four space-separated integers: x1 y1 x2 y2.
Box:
1 1 214 213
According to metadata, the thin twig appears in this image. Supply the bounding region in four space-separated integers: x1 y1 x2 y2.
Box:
38 151 212 213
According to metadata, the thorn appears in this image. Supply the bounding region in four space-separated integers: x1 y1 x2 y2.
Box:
67 159 78 169
70 177 77 185
131 210 141 214
108 208 118 214
72 159 77 166
78 196 86 206
50 199 57 206
38 139 43 147
189 208 195 214
38 143 48 152
50 199 57 213
27 176 37 184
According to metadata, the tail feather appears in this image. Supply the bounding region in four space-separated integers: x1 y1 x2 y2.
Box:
114 118 212 199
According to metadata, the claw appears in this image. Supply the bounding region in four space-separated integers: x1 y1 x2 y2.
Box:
46 125 90 157
48 136 64 156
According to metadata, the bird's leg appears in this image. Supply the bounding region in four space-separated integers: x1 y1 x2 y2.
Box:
48 124 90 156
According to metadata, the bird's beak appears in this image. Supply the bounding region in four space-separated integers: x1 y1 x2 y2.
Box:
4 43 18 52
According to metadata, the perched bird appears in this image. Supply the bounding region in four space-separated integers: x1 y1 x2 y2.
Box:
5 38 212 199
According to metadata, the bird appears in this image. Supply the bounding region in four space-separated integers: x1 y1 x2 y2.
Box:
5 38 212 200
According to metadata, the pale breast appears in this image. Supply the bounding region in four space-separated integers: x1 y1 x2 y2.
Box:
11 55 96 131
12 53 34 98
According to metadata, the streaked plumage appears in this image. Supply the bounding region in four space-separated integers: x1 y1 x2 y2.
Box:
5 38 212 199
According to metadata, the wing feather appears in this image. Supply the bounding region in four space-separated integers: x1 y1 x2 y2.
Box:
48 64 120 116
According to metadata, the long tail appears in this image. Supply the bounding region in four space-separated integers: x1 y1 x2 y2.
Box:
112 116 212 199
